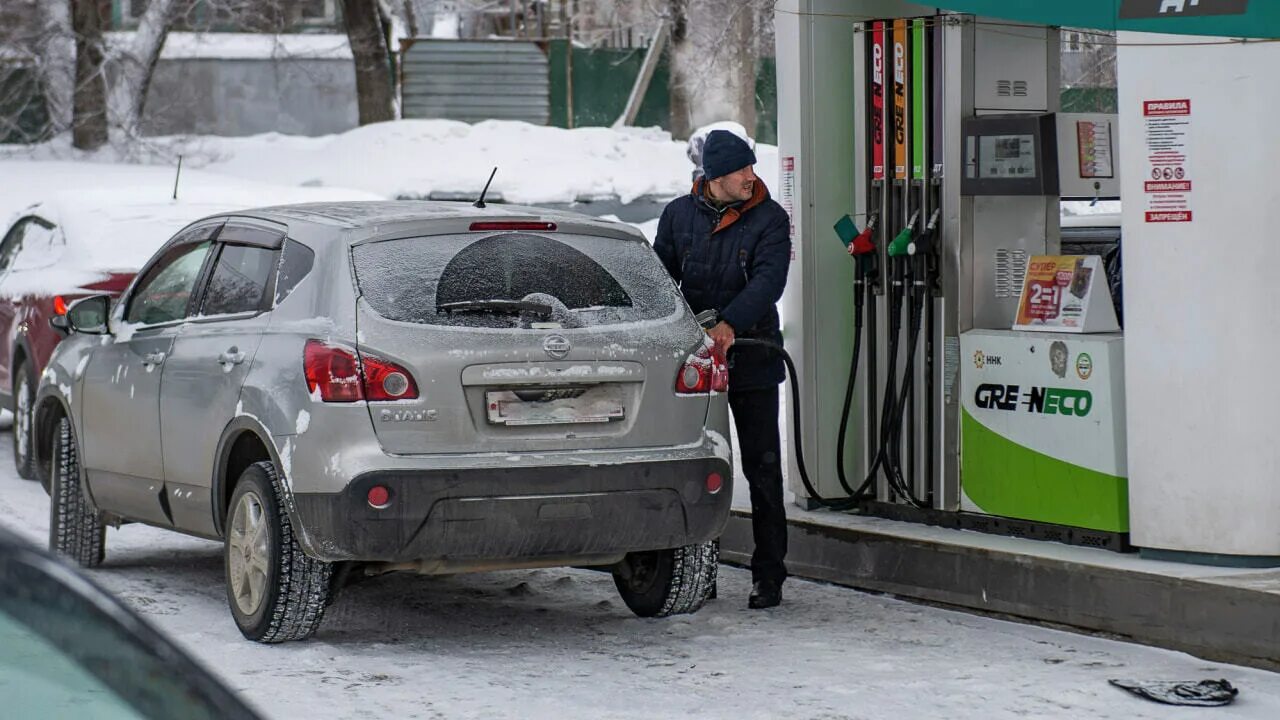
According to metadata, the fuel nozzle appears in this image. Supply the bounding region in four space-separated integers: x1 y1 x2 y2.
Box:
908 208 941 257
887 210 919 258
834 213 879 281
909 208 942 294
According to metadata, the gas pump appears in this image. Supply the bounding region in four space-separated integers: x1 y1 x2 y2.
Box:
780 10 1132 549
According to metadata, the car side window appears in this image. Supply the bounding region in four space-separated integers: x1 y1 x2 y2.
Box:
0 217 52 274
125 242 213 326
200 244 277 316
10 217 60 271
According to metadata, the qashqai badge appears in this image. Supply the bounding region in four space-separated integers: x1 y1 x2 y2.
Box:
543 334 571 359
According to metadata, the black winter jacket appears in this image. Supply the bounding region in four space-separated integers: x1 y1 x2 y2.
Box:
653 178 791 391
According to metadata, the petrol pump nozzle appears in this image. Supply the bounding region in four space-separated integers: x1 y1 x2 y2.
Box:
887 210 919 257
833 214 879 279
908 208 942 257
850 217 878 258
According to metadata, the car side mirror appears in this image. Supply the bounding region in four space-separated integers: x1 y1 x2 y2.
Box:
63 295 110 335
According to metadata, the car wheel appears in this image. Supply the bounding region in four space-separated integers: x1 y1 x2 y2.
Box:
13 362 35 480
612 539 718 618
225 461 331 643
48 417 105 567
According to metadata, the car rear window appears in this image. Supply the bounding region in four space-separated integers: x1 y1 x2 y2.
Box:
351 232 679 328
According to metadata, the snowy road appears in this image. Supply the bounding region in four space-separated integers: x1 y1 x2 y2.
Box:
0 433 1277 719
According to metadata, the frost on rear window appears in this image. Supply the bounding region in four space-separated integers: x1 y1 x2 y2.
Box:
351 232 678 328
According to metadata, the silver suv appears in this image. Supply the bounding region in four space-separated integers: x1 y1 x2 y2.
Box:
35 202 732 643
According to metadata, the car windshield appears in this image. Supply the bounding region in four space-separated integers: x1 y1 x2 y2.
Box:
0 554 241 720
351 232 679 329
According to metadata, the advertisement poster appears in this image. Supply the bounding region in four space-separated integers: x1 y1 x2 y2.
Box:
1076 120 1114 179
1013 255 1117 333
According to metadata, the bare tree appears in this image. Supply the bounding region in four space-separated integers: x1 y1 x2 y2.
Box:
1062 28 1116 89
109 0 197 137
343 0 396 124
666 0 758 139
71 0 108 150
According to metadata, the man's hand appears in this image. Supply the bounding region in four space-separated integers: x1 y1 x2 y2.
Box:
707 321 735 355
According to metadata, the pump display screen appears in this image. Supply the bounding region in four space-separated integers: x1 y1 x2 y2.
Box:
979 134 1037 179
961 114 1059 196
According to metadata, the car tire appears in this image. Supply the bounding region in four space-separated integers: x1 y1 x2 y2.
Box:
13 361 35 480
612 539 719 618
49 417 105 567
224 461 331 643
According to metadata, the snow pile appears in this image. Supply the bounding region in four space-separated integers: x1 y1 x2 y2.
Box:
1 120 781 206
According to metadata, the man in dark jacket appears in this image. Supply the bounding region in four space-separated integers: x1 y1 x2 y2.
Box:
653 129 791 609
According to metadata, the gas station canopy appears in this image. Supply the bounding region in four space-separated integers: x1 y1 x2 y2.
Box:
933 0 1280 38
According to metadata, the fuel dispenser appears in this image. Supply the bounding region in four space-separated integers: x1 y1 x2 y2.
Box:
781 11 1131 549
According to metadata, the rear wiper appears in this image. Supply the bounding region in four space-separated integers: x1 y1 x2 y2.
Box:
438 299 553 316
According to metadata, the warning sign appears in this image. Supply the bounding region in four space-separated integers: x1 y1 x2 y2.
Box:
1143 98 1192 223
780 156 796 245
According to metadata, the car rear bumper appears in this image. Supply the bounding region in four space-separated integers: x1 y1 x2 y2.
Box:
291 455 732 565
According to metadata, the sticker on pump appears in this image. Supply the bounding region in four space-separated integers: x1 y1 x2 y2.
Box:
871 21 886 181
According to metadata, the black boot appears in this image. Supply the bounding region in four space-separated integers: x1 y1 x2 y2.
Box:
748 580 781 609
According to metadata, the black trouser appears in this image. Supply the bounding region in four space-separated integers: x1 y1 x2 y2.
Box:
729 387 788 587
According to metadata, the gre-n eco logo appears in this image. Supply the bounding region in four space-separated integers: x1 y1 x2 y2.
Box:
974 384 1093 418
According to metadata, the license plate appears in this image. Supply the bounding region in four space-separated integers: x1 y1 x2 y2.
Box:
485 386 625 426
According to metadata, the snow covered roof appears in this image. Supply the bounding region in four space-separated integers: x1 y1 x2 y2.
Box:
106 31 353 60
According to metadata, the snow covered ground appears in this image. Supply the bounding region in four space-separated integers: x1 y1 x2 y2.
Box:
0 436 1277 719
0 120 780 207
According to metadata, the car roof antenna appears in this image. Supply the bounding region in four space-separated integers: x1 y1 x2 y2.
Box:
473 167 498 209
172 154 183 200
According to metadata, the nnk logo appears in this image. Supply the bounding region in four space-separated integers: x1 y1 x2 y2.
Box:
1120 0 1249 19
972 351 1002 369
974 383 1093 418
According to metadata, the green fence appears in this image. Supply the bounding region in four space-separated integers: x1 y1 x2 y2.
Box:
1061 87 1118 114
547 40 778 144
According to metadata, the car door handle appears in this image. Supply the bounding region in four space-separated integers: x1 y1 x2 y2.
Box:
218 349 246 365
143 351 166 365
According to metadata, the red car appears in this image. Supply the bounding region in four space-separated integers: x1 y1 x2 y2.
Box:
0 181 381 479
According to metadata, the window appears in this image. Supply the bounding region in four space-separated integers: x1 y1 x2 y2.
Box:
298 0 335 20
274 239 315 305
119 0 148 21
352 232 678 329
201 244 276 316
126 242 212 326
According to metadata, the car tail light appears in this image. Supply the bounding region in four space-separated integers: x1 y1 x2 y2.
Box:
304 340 419 402
53 295 69 316
706 472 724 494
305 341 363 402
361 355 419 401
469 221 557 232
675 338 729 395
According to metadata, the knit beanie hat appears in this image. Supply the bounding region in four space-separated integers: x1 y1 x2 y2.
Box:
701 129 757 180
